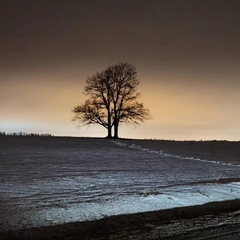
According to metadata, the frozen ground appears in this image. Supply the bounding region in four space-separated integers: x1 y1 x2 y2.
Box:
0 137 239 231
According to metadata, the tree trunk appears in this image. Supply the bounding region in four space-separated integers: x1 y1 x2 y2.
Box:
106 109 112 138
106 125 112 138
114 122 119 139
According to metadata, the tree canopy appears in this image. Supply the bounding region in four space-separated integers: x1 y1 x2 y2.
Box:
72 63 150 138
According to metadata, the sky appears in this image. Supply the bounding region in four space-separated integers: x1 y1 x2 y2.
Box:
1 0 240 140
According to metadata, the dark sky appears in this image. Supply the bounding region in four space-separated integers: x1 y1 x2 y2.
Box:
1 0 240 139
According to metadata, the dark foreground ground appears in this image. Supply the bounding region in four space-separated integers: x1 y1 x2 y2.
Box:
0 199 240 240
0 137 239 239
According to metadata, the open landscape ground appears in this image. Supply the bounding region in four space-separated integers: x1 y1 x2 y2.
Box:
0 136 239 239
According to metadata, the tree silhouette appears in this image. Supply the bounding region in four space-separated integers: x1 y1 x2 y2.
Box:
72 63 150 138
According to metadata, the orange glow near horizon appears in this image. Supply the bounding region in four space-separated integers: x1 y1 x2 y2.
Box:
1 70 240 141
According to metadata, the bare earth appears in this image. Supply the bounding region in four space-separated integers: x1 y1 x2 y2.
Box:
124 139 240 166
0 199 240 240
0 137 239 239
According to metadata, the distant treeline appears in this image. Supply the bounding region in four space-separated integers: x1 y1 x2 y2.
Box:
0 132 53 137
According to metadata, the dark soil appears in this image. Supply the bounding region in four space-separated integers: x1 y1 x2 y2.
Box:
126 139 240 165
0 199 240 240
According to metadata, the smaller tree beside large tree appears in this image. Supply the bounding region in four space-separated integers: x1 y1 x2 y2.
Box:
72 63 150 138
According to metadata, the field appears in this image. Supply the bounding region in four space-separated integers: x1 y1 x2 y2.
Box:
0 136 240 239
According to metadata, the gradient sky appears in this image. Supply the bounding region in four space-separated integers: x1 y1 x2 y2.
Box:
1 0 240 140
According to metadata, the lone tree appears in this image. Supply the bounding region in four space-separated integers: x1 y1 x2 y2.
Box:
72 63 150 138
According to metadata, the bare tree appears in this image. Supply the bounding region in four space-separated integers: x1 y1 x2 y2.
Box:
72 63 150 138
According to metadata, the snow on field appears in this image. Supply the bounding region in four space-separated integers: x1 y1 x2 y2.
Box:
0 137 239 230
